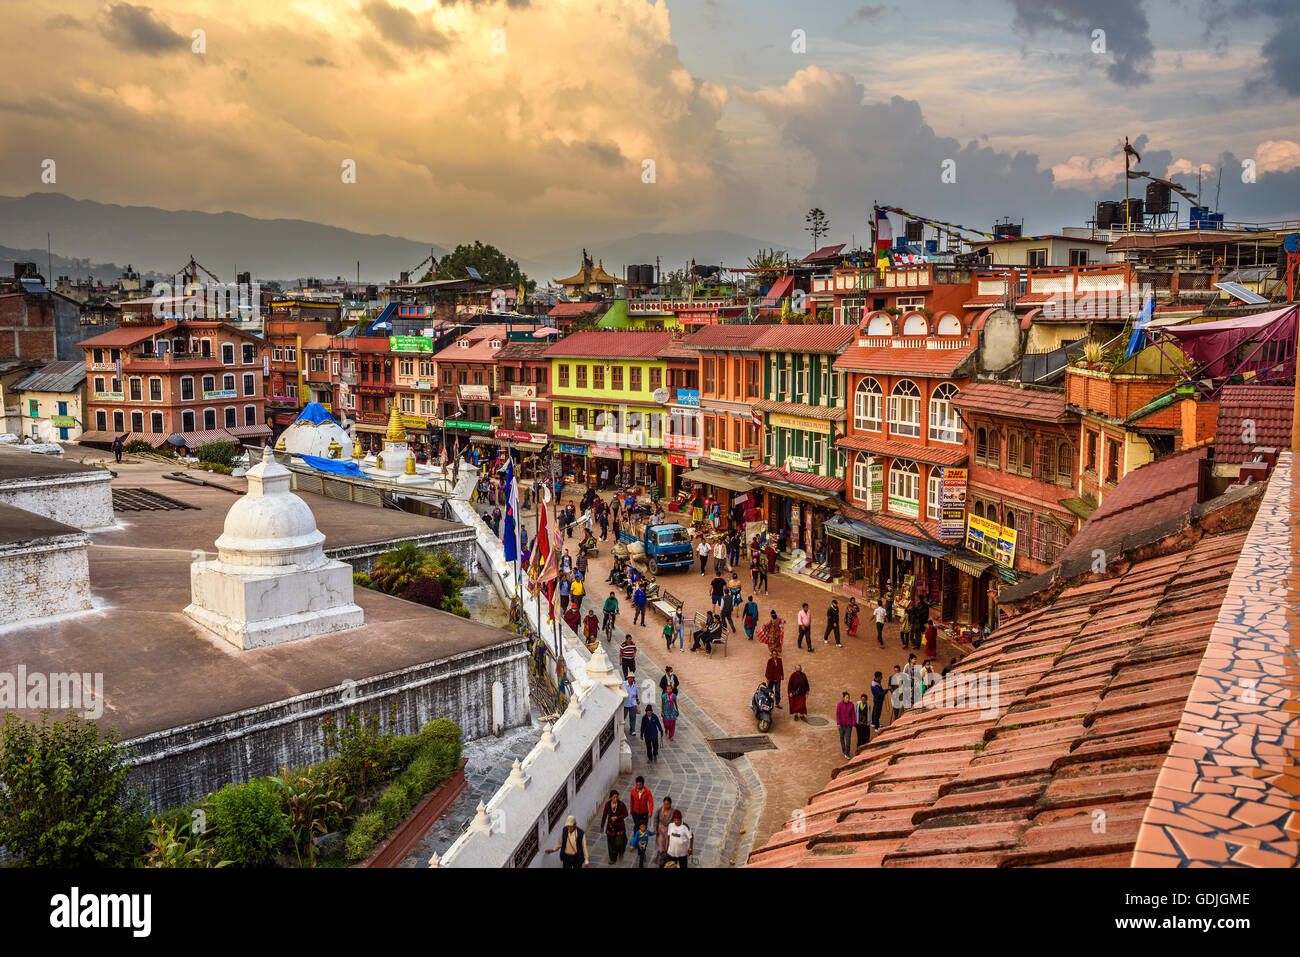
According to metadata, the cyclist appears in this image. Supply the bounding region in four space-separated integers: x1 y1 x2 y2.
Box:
602 591 620 638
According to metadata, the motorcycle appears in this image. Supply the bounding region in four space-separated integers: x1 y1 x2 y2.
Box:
751 682 775 733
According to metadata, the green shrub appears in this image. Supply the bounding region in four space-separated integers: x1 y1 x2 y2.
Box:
0 712 148 867
209 778 291 867
427 738 462 780
401 753 439 795
124 439 156 454
344 810 386 864
195 439 240 468
353 572 372 589
195 461 234 475
420 718 462 748
321 710 401 794
375 781 411 830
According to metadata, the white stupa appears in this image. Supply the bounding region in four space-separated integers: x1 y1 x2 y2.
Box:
185 446 363 650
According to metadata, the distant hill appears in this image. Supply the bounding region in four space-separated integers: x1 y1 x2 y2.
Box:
0 193 446 284
523 230 803 286
0 244 141 284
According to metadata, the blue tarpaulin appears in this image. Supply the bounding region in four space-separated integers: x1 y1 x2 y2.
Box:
293 402 336 425
299 454 366 478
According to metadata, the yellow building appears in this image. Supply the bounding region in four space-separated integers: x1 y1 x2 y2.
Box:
542 331 673 487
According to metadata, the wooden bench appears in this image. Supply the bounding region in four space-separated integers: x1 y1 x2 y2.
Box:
651 589 683 621
691 610 727 658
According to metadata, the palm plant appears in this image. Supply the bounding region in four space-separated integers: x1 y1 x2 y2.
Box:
370 542 435 596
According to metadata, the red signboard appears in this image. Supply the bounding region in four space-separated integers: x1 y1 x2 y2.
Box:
666 453 691 467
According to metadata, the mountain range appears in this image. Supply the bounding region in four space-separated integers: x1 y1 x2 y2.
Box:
0 192 800 289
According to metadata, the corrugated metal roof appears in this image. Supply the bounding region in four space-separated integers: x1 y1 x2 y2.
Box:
12 360 86 394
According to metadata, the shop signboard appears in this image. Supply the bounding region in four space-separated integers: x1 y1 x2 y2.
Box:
666 453 691 467
868 460 884 512
510 385 537 399
388 336 433 353
495 429 547 444
966 514 1017 568
769 412 832 435
557 442 587 455
709 447 753 469
663 432 702 455
788 455 813 472
447 420 492 431
93 391 124 401
202 389 238 400
460 384 491 401
401 416 427 430
652 388 670 404
675 389 700 408
939 467 967 539
591 446 623 460
52 415 76 428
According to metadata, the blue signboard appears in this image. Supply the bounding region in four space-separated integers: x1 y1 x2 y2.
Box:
557 442 587 455
676 389 700 408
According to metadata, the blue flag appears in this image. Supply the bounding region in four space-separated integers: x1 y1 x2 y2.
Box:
503 458 520 564
1126 296 1154 359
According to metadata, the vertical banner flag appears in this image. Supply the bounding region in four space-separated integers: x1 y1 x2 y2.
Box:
503 458 520 564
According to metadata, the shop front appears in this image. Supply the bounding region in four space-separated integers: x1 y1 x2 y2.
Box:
553 440 593 486
627 450 665 493
850 520 951 610
676 467 756 529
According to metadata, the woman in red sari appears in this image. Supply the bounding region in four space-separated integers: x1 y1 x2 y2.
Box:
787 664 809 720
758 609 785 654
924 617 938 658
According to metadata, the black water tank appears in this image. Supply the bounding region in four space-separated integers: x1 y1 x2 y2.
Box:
1145 182 1170 214
993 220 1022 238
1096 201 1121 229
1121 198 1144 225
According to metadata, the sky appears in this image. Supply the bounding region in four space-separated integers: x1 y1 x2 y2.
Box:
1 0 1299 259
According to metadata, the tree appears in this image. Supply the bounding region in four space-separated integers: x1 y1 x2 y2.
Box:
436 241 535 293
370 542 435 596
0 712 148 867
805 208 830 251
659 267 689 298
746 247 795 288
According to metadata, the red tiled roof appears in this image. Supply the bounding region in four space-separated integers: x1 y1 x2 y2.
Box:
548 301 606 319
963 295 1004 309
302 332 333 350
495 341 551 361
1212 384 1292 463
431 325 510 363
747 527 1251 869
752 324 858 353
951 383 1070 422
837 433 968 467
750 464 844 493
835 343 976 377
801 243 846 264
657 340 699 360
77 322 177 349
685 324 772 350
752 399 846 422
542 331 673 360
1051 446 1207 576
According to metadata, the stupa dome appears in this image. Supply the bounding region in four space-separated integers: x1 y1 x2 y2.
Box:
214 447 326 571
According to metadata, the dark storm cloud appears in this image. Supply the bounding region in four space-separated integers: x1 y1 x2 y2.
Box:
361 1 450 52
1007 0 1154 86
99 3 187 55
1195 0 1300 96
847 5 887 25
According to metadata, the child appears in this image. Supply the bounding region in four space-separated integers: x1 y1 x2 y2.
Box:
663 618 675 652
631 821 652 868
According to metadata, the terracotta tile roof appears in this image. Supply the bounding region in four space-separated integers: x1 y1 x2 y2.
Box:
834 343 976 377
951 383 1070 422
747 527 1252 868
77 322 178 349
749 464 845 493
548 301 606 319
656 340 699 360
963 294 1004 309
752 399 846 422
1212 384 1293 463
302 332 333 350
801 243 846 264
685 324 772 350
495 341 551 361
752 324 858 354
837 433 968 467
542 331 673 360
431 325 510 363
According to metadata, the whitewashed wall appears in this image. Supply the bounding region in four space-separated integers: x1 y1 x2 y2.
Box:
0 471 114 530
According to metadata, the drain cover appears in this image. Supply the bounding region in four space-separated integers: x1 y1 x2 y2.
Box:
706 735 776 759
803 715 829 727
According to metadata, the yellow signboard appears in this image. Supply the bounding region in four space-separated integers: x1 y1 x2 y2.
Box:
966 514 1017 568
768 413 832 435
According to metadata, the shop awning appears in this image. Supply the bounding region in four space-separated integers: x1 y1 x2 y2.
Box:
825 515 872 544
679 468 756 493
859 521 949 559
946 549 993 578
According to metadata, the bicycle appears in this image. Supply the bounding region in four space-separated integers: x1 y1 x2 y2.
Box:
602 609 617 641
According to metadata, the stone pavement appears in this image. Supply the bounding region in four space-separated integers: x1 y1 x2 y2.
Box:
515 482 970 857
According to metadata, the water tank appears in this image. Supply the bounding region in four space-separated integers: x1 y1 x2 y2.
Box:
1095 201 1122 229
635 264 655 286
1145 182 1171 214
1121 198 1144 226
905 220 924 242
993 220 1022 238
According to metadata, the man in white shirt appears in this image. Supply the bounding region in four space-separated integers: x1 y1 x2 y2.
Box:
873 599 888 647
712 539 726 574
697 538 710 575
666 811 693 868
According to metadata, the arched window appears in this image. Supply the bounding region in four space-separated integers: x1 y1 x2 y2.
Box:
866 313 892 336
888 380 921 437
222 373 236 392
887 459 920 517
928 382 962 443
988 428 1001 468
1005 509 1017 532
221 342 235 364
974 500 985 519
224 407 237 428
854 377 882 432
1007 433 1021 471
113 410 124 432
936 313 962 336
96 410 107 431
182 410 195 432
180 376 194 401
902 312 928 336
203 408 217 430
151 412 164 433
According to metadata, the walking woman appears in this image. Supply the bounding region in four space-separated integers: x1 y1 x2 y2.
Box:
742 595 759 641
661 684 679 740
654 797 676 867
600 789 630 864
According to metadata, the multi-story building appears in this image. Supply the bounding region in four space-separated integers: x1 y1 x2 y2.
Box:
433 325 509 458
76 319 268 447
265 298 344 432
832 307 978 613
335 331 395 450
657 335 702 498
390 333 441 459
543 331 671 488
10 361 87 443
494 341 552 460
750 325 857 564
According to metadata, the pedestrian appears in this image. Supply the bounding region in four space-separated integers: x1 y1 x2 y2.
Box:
628 776 654 834
632 581 648 626
630 820 651 868
824 599 841 647
690 611 721 655
619 633 637 678
846 597 860 639
570 573 584 612
600 466 609 491
602 590 620 635
870 671 886 731
742 595 759 640
600 790 630 863
712 537 726 574
709 573 726 610
563 603 581 634
758 609 785 654
855 693 873 751
112 434 125 464
584 609 599 649
672 608 685 650
612 514 621 541
560 548 573 576
491 505 502 536
558 573 571 613
697 536 710 575
788 663 809 720
599 509 609 542
665 810 693 868
764 540 778 575
720 587 736 633
660 666 680 697
764 649 784 708
750 556 761 592
641 704 664 762
797 602 812 651
756 555 769 594
624 674 640 736
941 656 958 677
873 599 888 646
654 798 675 867
728 531 740 569
660 684 679 740
546 815 589 868
924 616 938 659
662 616 675 651
835 691 856 759
889 664 906 723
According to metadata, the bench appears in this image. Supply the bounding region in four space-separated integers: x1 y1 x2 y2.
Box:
691 611 727 658
651 589 683 621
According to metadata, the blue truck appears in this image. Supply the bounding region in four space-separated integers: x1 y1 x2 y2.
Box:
619 521 694 574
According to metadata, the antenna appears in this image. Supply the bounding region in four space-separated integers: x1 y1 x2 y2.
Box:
1214 166 1222 214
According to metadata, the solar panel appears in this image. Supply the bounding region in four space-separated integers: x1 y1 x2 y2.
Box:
466 266 483 281
1214 281 1268 305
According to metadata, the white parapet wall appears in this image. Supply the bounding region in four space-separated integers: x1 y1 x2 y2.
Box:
441 494 631 868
